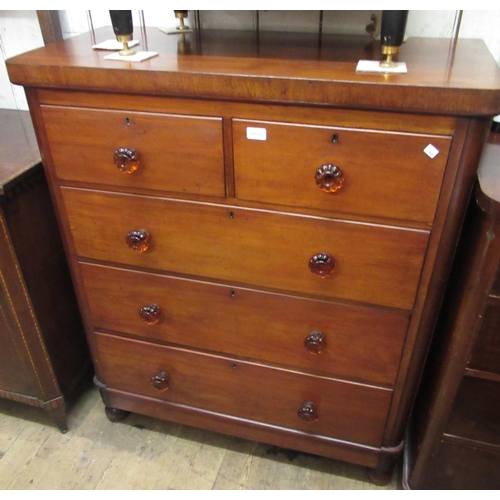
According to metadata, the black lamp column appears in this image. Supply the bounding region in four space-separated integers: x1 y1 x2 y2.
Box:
109 10 135 56
380 11 408 68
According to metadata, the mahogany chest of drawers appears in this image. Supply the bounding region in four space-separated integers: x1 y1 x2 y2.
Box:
7 29 500 483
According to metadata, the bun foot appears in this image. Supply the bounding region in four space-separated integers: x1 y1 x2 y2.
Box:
367 466 393 486
105 406 130 423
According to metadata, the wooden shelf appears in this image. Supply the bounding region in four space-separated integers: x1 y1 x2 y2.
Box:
445 377 500 450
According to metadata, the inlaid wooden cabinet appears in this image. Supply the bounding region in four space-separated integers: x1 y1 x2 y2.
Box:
7 28 500 483
0 109 89 432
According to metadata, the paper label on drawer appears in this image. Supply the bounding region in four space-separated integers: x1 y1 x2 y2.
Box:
424 144 440 159
246 127 267 141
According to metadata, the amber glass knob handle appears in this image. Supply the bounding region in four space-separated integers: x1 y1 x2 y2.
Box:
114 147 140 174
298 401 319 422
309 253 335 278
304 331 326 354
315 164 345 193
126 229 150 253
139 304 161 325
150 371 169 391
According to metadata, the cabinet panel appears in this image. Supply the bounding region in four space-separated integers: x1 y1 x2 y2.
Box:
445 376 500 448
491 265 500 297
0 296 39 397
411 441 500 489
468 299 500 375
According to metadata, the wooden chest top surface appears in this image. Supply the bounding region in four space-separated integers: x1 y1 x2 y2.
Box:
6 28 500 115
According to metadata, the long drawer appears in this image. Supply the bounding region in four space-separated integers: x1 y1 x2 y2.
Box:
233 119 451 222
96 332 393 447
62 188 429 310
81 263 409 385
41 105 225 197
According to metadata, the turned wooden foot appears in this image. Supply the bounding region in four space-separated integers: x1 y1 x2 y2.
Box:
105 406 130 423
367 441 402 485
367 466 394 486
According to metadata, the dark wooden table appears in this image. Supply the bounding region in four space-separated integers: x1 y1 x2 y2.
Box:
0 109 89 432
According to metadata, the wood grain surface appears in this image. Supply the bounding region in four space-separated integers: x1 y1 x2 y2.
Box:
233 119 451 222
41 105 225 197
81 262 409 385
96 332 393 448
6 29 500 115
62 187 429 310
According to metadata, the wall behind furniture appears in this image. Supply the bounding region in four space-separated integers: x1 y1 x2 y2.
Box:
0 11 44 110
1 10 499 111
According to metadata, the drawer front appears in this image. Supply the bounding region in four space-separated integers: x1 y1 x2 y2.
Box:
81 263 409 385
96 332 393 447
41 105 225 197
233 120 451 222
63 188 429 309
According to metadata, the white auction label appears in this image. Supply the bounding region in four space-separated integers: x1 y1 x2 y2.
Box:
424 144 440 159
246 127 267 141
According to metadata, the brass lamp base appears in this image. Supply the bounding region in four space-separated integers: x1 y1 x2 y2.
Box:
171 10 193 34
160 10 193 36
175 11 190 31
116 34 135 56
380 45 400 69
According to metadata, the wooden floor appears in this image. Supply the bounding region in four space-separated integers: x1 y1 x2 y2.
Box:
0 378 398 490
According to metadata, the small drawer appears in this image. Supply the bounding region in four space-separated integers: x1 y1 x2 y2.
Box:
96 332 393 447
81 263 409 385
41 105 225 197
233 119 451 223
63 188 429 310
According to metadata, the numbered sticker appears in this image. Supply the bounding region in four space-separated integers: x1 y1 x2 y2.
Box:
246 127 267 141
424 144 440 159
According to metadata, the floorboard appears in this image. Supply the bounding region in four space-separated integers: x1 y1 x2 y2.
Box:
0 380 398 490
